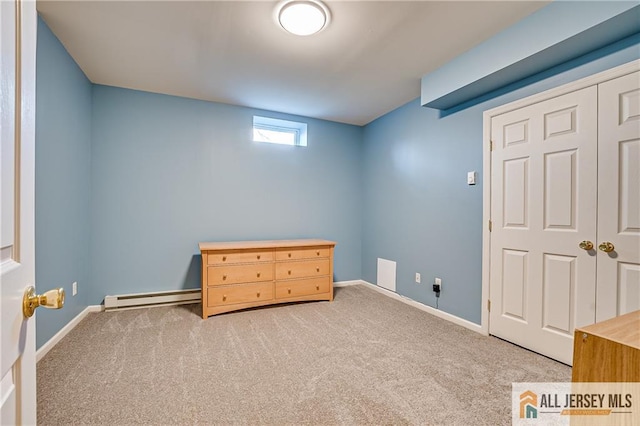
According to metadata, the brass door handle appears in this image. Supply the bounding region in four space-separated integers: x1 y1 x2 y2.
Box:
598 242 615 253
23 286 65 318
579 241 594 250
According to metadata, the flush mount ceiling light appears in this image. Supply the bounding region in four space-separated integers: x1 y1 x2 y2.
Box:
276 0 330 36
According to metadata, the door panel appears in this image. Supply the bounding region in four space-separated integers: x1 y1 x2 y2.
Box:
597 72 640 321
617 263 640 315
490 86 598 365
544 106 577 139
503 119 529 146
0 0 17 265
618 139 640 234
503 158 529 228
619 87 640 124
544 149 576 230
502 249 528 321
542 254 575 335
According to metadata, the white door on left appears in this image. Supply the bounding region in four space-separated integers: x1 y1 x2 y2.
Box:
1 0 37 424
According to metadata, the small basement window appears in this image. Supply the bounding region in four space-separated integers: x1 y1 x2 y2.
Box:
253 116 307 147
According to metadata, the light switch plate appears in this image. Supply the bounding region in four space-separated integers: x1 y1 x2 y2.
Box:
467 171 476 185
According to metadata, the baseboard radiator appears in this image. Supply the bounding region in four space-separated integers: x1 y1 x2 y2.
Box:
104 289 201 311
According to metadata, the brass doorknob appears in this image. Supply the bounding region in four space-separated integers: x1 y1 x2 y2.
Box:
598 242 615 253
579 241 594 250
23 286 64 318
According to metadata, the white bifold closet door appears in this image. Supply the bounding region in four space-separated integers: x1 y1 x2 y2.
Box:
489 86 598 365
489 71 639 365
596 71 640 323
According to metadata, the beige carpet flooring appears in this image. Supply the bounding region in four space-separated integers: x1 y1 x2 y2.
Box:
37 284 570 425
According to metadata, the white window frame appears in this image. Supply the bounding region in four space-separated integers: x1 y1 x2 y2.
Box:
253 116 308 147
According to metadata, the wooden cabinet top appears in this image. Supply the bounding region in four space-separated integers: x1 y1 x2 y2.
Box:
577 310 640 350
199 239 336 252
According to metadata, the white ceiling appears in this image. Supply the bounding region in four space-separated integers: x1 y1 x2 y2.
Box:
37 1 549 126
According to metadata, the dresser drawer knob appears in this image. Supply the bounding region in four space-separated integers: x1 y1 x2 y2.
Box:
257 272 261 278
288 270 291 275
257 292 261 298
257 255 261 259
222 256 227 261
288 288 291 294
316 285 320 290
317 251 320 256
316 267 320 272
288 253 292 258
223 275 227 280
223 295 227 301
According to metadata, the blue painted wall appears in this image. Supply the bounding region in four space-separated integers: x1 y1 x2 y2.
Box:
35 5 639 351
89 86 363 304
35 18 92 348
362 34 640 324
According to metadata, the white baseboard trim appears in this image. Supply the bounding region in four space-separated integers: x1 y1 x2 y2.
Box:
36 305 103 362
356 280 484 334
334 280 365 287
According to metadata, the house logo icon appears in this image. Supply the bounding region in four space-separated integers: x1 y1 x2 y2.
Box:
520 390 538 419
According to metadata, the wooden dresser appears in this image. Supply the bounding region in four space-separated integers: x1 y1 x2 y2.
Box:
199 239 335 318
572 310 640 382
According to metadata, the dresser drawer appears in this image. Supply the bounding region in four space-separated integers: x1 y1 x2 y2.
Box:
208 282 274 307
276 259 330 280
207 250 273 265
275 277 330 299
208 264 273 286
276 247 330 261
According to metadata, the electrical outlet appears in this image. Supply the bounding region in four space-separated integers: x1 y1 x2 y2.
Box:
415 273 421 283
433 277 442 293
72 281 78 296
